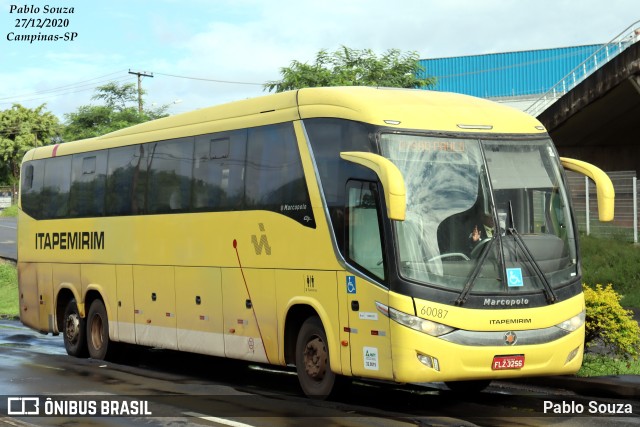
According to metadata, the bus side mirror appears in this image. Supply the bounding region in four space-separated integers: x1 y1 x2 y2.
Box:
560 157 615 222
340 151 406 221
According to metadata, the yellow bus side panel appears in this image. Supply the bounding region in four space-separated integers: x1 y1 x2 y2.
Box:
17 262 40 332
80 264 117 339
36 263 54 333
133 265 177 349
222 268 270 363
276 270 342 372
115 265 135 343
175 267 224 357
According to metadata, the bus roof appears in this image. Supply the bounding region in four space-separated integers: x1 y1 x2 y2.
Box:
25 86 546 161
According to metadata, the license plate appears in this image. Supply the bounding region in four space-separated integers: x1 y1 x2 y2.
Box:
492 354 525 370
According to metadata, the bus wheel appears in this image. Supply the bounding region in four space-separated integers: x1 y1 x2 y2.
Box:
295 316 337 399
445 379 491 393
86 299 111 360
63 299 88 357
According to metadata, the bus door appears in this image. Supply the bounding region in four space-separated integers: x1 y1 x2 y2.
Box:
341 181 392 379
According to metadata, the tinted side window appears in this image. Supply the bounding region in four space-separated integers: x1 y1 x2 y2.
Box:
193 130 246 211
41 156 72 219
21 160 45 218
106 145 148 215
69 151 107 217
304 118 378 247
147 138 194 214
347 180 386 281
246 123 314 227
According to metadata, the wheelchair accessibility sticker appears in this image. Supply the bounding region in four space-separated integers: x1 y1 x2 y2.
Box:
506 268 524 287
346 276 356 294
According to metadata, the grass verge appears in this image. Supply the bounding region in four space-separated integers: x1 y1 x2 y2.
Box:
580 234 640 308
0 204 18 217
577 353 640 376
0 262 18 319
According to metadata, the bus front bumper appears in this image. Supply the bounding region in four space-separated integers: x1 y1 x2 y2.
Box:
390 322 585 383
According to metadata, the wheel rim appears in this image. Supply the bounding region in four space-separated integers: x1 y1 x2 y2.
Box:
65 313 80 345
303 335 327 381
90 314 103 351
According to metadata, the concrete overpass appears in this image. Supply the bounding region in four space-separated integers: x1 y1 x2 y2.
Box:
537 40 640 174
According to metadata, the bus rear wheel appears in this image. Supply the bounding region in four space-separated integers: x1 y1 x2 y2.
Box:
63 299 88 357
295 316 337 399
86 299 112 360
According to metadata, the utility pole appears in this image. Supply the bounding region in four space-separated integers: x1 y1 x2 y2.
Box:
128 69 154 113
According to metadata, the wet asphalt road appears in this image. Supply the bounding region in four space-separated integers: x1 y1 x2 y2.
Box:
0 320 639 427
0 217 17 261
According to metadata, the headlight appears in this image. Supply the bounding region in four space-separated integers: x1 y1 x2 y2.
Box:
555 310 586 332
380 304 455 336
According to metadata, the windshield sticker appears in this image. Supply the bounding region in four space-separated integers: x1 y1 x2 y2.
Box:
506 268 524 287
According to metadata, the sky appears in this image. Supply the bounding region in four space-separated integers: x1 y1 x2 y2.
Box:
1 0 639 120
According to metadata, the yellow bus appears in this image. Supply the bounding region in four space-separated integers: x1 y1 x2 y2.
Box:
18 87 614 397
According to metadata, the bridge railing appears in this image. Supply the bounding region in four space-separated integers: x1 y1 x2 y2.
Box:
525 20 640 117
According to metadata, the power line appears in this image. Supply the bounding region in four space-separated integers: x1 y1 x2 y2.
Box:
1 69 266 113
0 73 135 107
0 70 131 102
154 71 263 86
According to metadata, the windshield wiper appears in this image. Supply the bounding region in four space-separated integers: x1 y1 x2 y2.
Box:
455 238 493 306
506 201 557 304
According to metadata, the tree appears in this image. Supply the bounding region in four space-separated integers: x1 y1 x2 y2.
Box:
264 46 436 92
90 82 139 111
0 104 61 183
63 82 168 141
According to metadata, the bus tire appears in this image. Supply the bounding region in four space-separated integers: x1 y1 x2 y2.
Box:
445 379 491 393
295 316 337 399
86 299 111 360
63 299 88 358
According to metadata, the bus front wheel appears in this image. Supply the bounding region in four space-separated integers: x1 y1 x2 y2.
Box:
295 316 337 399
63 299 88 358
86 299 112 360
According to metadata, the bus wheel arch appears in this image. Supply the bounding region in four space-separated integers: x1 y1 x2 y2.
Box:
284 304 318 365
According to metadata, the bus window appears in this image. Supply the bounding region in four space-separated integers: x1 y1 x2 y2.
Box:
21 161 45 218
41 156 72 219
69 151 107 217
147 138 194 214
246 123 314 226
106 145 148 216
346 181 385 281
193 130 246 211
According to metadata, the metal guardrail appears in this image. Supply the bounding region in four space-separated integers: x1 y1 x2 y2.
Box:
567 170 639 243
525 20 640 117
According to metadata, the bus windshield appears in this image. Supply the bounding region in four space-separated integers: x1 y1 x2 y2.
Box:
380 133 578 296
